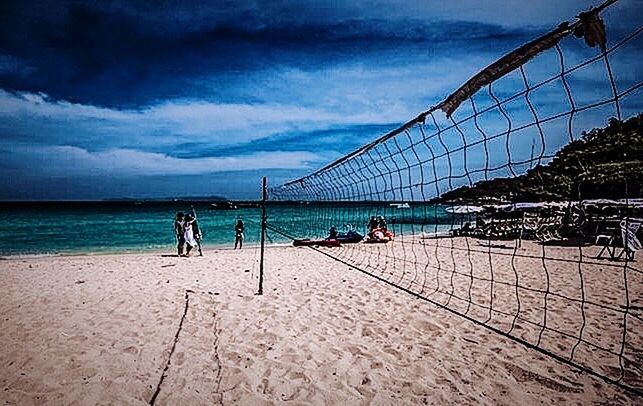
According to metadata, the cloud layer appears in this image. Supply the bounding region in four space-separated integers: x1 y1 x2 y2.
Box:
0 0 640 199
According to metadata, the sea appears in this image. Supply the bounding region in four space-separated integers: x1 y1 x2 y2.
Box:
0 201 455 256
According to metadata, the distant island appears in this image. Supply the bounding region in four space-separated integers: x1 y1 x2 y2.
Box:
103 196 229 202
439 113 643 203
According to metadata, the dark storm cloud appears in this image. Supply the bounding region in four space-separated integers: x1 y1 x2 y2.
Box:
0 0 540 107
170 123 401 158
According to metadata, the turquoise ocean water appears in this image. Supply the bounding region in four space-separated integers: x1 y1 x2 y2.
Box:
0 202 453 256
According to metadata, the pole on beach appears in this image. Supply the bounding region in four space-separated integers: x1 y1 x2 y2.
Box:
258 176 267 295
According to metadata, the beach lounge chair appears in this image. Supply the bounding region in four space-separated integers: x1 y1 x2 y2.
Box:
484 219 521 240
596 217 642 261
595 219 620 259
535 213 565 242
595 233 617 259
617 218 642 260
521 212 540 240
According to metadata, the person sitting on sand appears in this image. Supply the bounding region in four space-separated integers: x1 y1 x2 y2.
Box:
365 215 394 243
174 212 185 256
327 226 338 240
371 229 386 241
377 216 388 231
461 221 474 235
234 219 245 249
368 216 378 232
183 214 198 256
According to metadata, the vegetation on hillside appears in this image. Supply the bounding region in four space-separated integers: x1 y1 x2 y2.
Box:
440 113 643 203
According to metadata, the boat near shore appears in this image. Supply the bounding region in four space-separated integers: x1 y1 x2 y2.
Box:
210 201 238 210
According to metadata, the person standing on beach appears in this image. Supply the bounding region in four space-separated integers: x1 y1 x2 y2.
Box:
174 212 185 256
234 219 244 249
183 214 198 256
190 207 204 256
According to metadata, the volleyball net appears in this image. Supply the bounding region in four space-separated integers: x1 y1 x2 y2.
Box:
266 0 642 394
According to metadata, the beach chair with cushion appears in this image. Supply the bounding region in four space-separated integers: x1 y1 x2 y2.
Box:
521 213 540 240
595 219 620 260
536 215 563 242
549 218 564 241
616 218 642 260
596 217 642 261
534 218 550 241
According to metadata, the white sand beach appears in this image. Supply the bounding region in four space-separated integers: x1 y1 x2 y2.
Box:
0 242 641 405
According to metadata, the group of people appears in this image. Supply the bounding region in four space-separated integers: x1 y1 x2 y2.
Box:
368 216 387 231
174 211 202 257
367 215 394 242
172 212 246 255
323 215 394 244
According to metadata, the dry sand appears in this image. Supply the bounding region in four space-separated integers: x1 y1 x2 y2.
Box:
0 240 641 405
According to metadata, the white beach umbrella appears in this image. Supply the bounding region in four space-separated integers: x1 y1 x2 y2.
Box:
493 202 568 212
617 198 643 208
582 199 623 206
445 205 484 214
512 202 547 210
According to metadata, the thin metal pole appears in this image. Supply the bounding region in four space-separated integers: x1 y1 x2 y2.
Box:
258 177 267 295
519 211 524 248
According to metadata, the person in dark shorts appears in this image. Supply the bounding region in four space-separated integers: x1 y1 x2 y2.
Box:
174 212 185 256
234 219 245 249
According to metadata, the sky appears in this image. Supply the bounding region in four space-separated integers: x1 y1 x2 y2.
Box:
0 0 641 200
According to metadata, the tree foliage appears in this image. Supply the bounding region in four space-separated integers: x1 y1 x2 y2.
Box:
440 114 643 202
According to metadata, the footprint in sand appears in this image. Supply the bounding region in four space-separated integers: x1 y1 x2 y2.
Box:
382 346 403 359
174 351 185 366
123 346 138 355
260 377 271 395
347 345 368 357
287 371 311 384
370 361 383 370
66 366 98 382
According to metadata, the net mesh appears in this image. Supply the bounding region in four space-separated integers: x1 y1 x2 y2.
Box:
267 2 642 395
